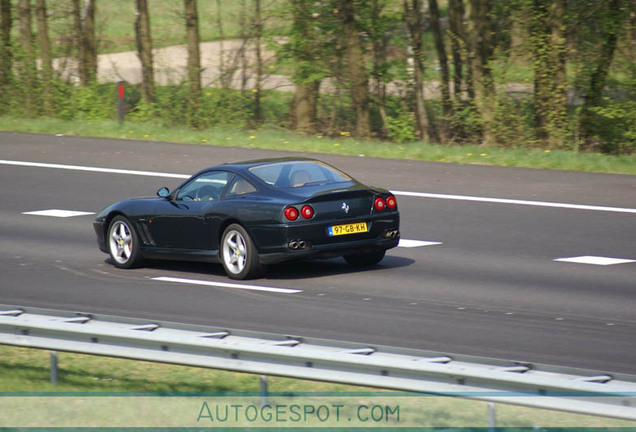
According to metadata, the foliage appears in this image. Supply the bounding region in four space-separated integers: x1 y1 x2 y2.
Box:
586 100 636 155
386 109 416 144
1 0 635 153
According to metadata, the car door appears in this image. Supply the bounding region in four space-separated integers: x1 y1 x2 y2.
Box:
148 171 231 250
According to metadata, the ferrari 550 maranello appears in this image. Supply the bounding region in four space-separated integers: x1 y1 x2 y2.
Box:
94 157 400 279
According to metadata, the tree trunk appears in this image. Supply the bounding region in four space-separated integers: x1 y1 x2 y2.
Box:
83 0 97 83
35 0 53 115
252 0 262 123
370 0 389 138
342 0 370 138
135 0 155 103
215 0 228 88
71 0 86 85
184 0 201 126
579 0 625 143
0 0 12 87
448 0 465 102
292 81 319 133
404 0 429 140
239 0 248 92
289 0 320 133
428 0 452 141
18 0 37 115
534 0 568 148
468 0 496 144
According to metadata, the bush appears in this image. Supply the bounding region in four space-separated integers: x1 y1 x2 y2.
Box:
386 110 416 143
587 100 636 155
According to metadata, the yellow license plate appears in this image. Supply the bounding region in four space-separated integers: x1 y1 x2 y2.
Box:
328 222 368 237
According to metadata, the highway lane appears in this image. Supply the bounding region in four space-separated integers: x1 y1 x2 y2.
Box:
1 132 636 374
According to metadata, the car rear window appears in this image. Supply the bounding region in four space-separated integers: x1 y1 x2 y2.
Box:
249 161 352 189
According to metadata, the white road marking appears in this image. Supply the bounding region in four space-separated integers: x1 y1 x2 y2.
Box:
23 209 95 218
0 159 189 179
398 239 442 248
152 276 302 294
390 190 636 215
554 256 636 266
3 159 636 214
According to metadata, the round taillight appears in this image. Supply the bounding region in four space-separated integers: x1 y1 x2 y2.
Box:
374 197 386 211
301 205 314 219
284 206 299 221
386 195 397 209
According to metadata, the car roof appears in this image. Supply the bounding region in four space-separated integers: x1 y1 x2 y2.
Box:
218 157 319 171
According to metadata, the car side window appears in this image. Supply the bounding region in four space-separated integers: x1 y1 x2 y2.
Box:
225 175 257 197
176 171 231 202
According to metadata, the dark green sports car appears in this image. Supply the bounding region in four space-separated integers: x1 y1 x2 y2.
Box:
94 157 400 279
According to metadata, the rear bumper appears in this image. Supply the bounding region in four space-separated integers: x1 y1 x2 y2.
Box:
257 235 400 265
251 212 400 265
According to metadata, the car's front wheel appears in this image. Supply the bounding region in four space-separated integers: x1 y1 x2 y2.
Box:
344 250 386 267
107 215 143 269
220 224 262 279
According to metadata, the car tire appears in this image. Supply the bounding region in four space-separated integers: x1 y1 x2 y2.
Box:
220 223 263 280
344 250 386 267
107 215 143 269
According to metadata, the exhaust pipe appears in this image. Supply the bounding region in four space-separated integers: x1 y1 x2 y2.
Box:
385 229 400 239
289 240 309 250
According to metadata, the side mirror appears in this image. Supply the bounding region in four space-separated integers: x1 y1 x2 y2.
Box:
157 187 170 198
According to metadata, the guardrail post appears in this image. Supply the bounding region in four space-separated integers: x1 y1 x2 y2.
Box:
488 402 497 432
260 375 268 406
50 351 58 384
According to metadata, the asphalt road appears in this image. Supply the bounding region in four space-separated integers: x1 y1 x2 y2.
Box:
1 131 635 374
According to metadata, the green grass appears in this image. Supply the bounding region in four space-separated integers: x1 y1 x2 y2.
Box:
1 345 634 428
1 116 635 175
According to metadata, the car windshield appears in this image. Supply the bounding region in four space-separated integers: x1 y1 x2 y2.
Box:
249 161 352 189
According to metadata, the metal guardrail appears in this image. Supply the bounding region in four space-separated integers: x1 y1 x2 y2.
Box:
0 304 635 421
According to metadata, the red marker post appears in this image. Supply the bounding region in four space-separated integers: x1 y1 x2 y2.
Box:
117 81 125 124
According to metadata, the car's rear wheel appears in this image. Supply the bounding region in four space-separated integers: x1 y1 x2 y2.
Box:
344 250 386 267
220 224 262 279
107 215 143 269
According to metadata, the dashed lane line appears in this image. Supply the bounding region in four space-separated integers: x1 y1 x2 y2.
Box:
554 256 636 266
23 209 95 218
152 276 302 294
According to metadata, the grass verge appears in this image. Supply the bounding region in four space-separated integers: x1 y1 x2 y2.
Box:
1 116 636 175
1 345 634 428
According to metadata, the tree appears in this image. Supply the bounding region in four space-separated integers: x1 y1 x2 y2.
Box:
184 0 201 126
18 0 37 115
530 0 568 148
578 0 627 145
342 0 371 138
403 0 429 140
135 0 155 103
35 0 53 115
428 0 452 139
286 0 322 133
252 0 263 123
468 0 497 144
72 0 97 85
368 0 393 138
84 0 97 83
71 0 85 84
0 0 12 88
